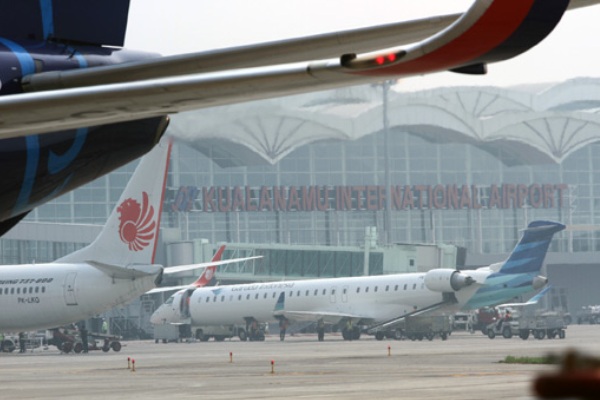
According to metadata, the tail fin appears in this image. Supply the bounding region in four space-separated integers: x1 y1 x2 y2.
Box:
499 221 565 274
56 140 171 265
0 0 131 46
192 245 225 287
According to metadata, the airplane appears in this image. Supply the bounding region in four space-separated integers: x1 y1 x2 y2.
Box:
0 0 596 235
0 140 257 332
150 220 565 341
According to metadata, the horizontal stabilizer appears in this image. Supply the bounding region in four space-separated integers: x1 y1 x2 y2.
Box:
87 260 162 280
164 256 262 274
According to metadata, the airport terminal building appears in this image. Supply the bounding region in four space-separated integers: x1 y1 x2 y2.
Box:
4 78 600 330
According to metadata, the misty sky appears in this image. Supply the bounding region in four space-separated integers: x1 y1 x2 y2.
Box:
125 1 600 90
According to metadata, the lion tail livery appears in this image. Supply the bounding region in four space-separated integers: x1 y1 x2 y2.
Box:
55 139 171 266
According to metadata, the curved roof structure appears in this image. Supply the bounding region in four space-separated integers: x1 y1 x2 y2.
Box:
168 77 600 167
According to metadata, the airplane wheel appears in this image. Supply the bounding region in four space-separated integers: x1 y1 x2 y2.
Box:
426 333 434 341
238 329 247 342
111 341 122 352
559 330 566 339
440 332 448 341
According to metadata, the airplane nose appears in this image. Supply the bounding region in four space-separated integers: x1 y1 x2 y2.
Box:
150 309 163 325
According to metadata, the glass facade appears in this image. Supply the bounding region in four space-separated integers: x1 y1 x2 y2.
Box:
6 82 600 265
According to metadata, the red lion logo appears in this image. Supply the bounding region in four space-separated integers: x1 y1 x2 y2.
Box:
117 192 156 251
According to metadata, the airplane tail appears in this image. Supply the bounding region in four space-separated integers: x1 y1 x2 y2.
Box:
192 245 225 287
498 221 565 275
0 0 131 46
56 140 171 266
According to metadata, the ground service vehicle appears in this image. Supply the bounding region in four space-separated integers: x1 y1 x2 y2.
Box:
487 314 566 340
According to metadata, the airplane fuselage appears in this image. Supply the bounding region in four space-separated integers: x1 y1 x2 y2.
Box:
0 262 160 331
0 39 167 230
152 273 482 327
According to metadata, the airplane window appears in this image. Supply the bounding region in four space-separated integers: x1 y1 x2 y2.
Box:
35 287 39 293
41 287 45 293
412 284 416 290
221 295 225 302
206 297 210 303
213 296 217 302
385 285 389 292
229 295 233 301
374 286 378 292
0 289 2 295
246 294 250 300
17 288 20 294
404 284 407 290
254 293 259 300
273 292 276 298
264 293 268 299
238 295 242 301
343 288 347 294
297 290 301 297
322 289 326 295
3 288 6 294
332 289 335 295
314 289 318 296
395 285 399 291
165 297 174 305
365 287 369 293
289 291 293 297
11 288 14 294
30 287 33 293
356 287 360 293
305 290 309 296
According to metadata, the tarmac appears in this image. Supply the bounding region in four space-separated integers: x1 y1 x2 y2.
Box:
1 325 598 399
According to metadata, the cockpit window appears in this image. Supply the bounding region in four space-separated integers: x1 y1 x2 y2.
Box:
165 296 174 305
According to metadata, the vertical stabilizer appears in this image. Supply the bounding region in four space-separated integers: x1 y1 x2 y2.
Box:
499 221 565 274
56 140 171 265
192 245 225 287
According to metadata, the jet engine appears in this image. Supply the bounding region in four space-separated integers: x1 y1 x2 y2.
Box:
424 269 475 292
532 275 548 290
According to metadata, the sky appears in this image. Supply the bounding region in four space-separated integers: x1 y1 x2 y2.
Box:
124 0 600 91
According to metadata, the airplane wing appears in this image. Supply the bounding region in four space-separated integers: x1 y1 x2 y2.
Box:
0 0 582 140
163 255 261 274
275 310 375 325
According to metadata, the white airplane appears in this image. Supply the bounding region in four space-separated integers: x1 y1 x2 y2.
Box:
0 141 256 332
151 220 565 340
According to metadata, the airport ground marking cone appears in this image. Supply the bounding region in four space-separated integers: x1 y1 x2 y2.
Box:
127 357 131 369
230 352 233 363
271 360 275 374
131 358 135 372
388 345 391 357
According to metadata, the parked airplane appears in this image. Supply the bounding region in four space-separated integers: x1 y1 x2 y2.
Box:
0 0 596 234
0 141 255 332
151 220 565 341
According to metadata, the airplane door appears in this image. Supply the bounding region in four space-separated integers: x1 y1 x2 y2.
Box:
342 286 349 303
330 286 337 304
64 272 78 306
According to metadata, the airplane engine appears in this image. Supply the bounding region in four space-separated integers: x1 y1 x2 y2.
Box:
424 269 475 292
532 275 548 290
